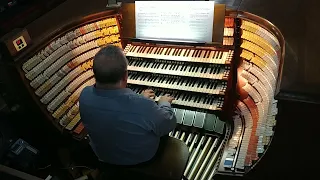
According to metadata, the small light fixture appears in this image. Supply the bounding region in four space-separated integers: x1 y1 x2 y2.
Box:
106 0 122 8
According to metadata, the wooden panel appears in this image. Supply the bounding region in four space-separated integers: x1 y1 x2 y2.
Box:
120 3 136 39
212 4 226 44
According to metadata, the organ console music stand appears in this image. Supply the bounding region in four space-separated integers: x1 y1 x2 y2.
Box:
0 0 285 178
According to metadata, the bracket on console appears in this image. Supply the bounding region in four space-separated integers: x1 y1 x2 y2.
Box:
106 0 122 8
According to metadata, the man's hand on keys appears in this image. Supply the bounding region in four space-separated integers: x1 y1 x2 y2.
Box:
142 89 155 99
159 94 175 104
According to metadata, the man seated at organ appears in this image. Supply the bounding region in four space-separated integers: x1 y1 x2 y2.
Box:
79 45 177 165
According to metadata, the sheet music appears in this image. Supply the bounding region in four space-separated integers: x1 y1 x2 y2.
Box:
135 1 215 43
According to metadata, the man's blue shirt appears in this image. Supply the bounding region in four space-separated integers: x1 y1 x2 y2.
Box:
79 86 176 165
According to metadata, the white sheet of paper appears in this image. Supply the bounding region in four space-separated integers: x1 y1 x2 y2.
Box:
135 1 215 43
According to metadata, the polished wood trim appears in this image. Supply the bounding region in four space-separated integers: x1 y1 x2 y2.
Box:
212 4 226 44
120 3 135 40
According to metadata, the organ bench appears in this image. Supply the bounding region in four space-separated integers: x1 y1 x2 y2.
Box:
0 1 285 179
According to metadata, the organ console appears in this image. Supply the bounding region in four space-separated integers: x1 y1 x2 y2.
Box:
0 1 285 179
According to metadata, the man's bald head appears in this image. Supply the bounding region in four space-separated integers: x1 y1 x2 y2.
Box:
93 45 128 85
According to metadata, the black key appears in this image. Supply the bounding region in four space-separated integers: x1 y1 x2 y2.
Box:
213 81 218 89
183 49 188 56
214 65 220 74
209 66 215 74
137 60 143 67
207 50 212 58
144 47 150 53
174 49 180 56
176 79 182 85
197 81 202 87
197 96 201 103
134 60 140 66
151 62 157 68
191 49 197 57
194 50 200 58
156 62 162 68
206 97 212 104
197 50 202 58
200 66 206 73
164 48 169 55
149 47 155 54
193 50 198 57
154 48 159 54
206 82 211 89
160 48 164 54
147 76 153 82
209 97 214 105
146 74 151 81
159 48 164 54
187 65 192 72
209 81 215 89
176 92 182 99
186 49 191 57
172 63 177 70
212 51 216 59
141 46 147 53
131 46 137 52
137 46 143 53
201 81 206 88
168 78 174 85
178 49 183 56
158 48 164 55
146 61 151 68
204 66 210 73
183 64 188 71
219 51 223 59
153 47 159 55
164 76 169 83
175 64 180 71
155 91 161 96
193 96 199 103
184 79 191 86
177 49 182 56
189 79 196 87
194 66 200 73
142 46 148 53
169 63 174 70
171 49 176 56
204 50 209 58
157 76 163 83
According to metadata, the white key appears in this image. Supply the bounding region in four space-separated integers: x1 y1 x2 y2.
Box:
189 50 195 62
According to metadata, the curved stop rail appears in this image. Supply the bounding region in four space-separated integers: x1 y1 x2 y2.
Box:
217 10 285 175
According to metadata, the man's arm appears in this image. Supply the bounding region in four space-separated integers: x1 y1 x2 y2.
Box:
148 95 177 137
